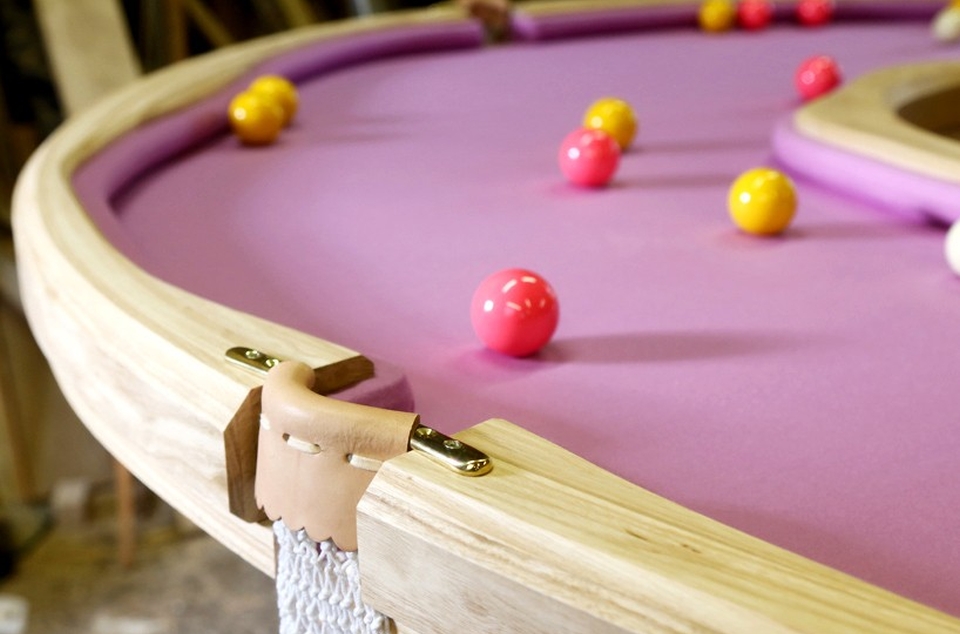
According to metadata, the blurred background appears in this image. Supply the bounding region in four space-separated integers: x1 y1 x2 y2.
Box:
0 1 446 632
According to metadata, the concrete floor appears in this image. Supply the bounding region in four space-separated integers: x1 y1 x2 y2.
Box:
0 503 278 634
0 308 278 634
0 4 289 623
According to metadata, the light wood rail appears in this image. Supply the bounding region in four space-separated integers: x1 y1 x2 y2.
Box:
13 1 960 631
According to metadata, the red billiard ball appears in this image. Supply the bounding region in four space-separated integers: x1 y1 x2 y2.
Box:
737 0 774 30
470 268 559 357
797 0 834 26
795 55 841 100
558 127 620 188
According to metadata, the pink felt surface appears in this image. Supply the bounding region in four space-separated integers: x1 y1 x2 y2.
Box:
75 11 960 616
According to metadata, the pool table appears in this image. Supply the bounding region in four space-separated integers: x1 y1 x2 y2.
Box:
12 1 960 631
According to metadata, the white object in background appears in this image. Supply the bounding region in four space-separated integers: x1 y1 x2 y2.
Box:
932 6 960 43
0 595 27 634
946 221 960 276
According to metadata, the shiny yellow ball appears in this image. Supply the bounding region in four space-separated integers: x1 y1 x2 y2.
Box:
228 91 285 145
699 0 737 32
583 98 637 151
728 168 797 236
249 75 299 126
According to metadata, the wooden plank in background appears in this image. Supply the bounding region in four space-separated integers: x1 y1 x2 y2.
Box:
32 0 141 116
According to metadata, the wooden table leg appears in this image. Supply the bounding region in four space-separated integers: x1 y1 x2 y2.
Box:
113 459 136 568
0 302 32 503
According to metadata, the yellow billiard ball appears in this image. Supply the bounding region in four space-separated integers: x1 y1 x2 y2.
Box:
699 0 737 32
249 75 299 126
728 168 797 236
228 91 285 145
583 97 637 151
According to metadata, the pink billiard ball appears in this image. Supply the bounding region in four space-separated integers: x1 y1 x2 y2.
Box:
737 0 774 30
797 0 834 26
558 127 620 188
795 55 841 100
470 268 559 357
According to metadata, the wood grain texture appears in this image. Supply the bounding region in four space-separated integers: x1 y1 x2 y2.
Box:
32 0 142 116
12 2 960 631
13 8 471 576
0 304 31 502
275 0 319 27
182 0 237 48
794 61 960 184
359 418 959 634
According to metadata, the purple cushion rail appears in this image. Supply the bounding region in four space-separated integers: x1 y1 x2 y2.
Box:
510 1 945 40
73 20 485 258
71 10 960 619
773 118 960 225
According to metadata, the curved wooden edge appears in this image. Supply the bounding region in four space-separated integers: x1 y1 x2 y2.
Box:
360 419 960 634
33 0 142 117
794 61 960 185
11 7 473 576
11 3 960 631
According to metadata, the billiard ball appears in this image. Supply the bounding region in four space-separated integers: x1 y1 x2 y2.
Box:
932 6 960 43
737 0 774 30
699 0 737 32
471 268 559 357
228 91 285 145
796 0 834 26
795 55 841 101
728 168 797 236
946 221 960 276
583 98 638 151
249 75 299 126
558 128 621 187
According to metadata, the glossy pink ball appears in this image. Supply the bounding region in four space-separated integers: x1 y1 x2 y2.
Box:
470 268 559 357
795 55 841 100
738 0 774 30
558 127 620 187
796 0 834 26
